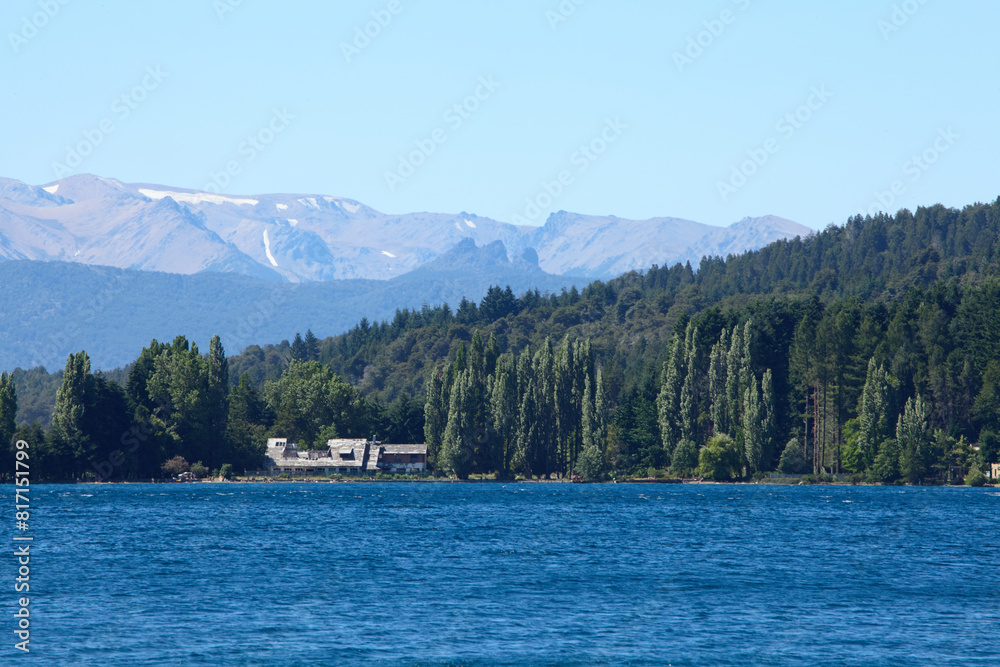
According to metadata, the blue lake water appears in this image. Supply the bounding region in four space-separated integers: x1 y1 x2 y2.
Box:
4 482 999 665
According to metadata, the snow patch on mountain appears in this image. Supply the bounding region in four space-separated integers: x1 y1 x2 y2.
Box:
43 185 59 194
262 229 278 267
140 189 259 207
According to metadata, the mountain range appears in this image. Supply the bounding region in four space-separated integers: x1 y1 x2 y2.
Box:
0 173 812 370
0 174 810 282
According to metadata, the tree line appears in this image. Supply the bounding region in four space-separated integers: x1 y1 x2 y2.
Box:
1 334 424 481
423 331 607 480
6 199 1000 483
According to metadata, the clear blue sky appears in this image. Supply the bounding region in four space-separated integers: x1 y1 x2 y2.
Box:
2 0 997 229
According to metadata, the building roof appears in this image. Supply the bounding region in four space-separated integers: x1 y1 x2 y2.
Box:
380 444 428 455
263 439 427 471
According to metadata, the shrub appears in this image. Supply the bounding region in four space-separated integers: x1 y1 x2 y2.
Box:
778 438 809 474
669 439 698 476
965 466 987 487
160 456 189 477
576 444 608 482
868 439 900 484
697 434 742 481
190 461 210 479
219 464 234 480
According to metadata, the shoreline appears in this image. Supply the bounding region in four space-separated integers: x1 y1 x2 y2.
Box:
23 476 990 488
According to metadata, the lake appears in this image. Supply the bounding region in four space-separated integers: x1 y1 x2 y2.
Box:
6 482 999 665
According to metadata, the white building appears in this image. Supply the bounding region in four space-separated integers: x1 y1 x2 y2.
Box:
264 438 427 475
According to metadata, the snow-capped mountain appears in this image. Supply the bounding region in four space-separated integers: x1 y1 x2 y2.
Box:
0 174 811 281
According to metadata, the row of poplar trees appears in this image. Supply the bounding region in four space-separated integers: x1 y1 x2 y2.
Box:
657 319 777 476
424 332 607 479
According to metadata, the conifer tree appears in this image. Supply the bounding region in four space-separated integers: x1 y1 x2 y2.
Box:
290 332 307 361
303 329 320 361
227 373 267 472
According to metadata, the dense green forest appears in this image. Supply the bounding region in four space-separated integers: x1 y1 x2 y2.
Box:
6 199 1000 484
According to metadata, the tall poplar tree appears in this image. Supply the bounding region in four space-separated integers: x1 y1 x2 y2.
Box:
423 367 448 468
709 328 730 436
897 394 929 484
743 379 763 475
680 323 701 444
489 352 518 477
657 334 686 459
761 368 776 470
858 358 892 470
50 352 96 478
441 368 475 479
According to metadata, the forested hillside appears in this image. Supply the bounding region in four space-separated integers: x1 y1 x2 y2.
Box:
6 199 1000 483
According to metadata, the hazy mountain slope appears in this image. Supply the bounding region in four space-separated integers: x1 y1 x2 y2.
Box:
524 212 718 276
524 211 813 277
0 244 579 371
677 216 813 265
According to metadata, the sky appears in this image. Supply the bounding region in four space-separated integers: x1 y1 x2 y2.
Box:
1 0 998 230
